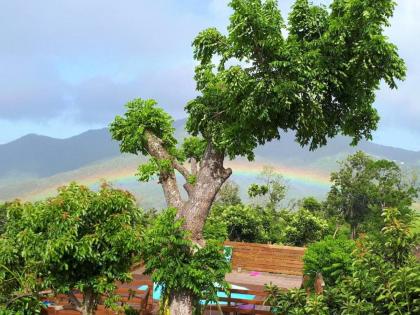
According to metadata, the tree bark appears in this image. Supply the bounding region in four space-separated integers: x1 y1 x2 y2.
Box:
179 143 231 242
169 290 194 315
68 289 97 315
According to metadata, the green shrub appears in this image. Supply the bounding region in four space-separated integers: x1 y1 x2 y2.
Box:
142 208 230 309
303 236 356 286
283 209 329 246
205 204 268 243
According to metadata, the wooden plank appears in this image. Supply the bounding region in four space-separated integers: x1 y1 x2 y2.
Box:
225 241 306 275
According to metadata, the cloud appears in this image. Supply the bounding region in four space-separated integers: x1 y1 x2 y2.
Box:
0 0 418 150
0 0 206 123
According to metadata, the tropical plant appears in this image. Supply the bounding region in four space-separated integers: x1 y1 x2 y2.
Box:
267 207 420 314
110 0 405 311
303 236 356 287
283 208 329 246
141 208 230 314
0 183 143 315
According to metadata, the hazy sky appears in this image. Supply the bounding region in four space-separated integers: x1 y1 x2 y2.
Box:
1 0 419 150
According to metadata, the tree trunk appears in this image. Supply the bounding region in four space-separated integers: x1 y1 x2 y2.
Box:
350 224 357 240
148 140 231 314
80 289 97 315
169 290 194 315
179 144 231 242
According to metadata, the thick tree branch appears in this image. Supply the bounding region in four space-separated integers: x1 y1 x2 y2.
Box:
173 161 191 181
144 131 184 209
190 158 198 176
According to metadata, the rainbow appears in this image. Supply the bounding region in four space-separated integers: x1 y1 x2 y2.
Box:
225 160 331 189
17 159 331 202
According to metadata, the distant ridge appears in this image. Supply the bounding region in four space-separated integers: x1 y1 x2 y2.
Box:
0 128 120 179
0 119 419 180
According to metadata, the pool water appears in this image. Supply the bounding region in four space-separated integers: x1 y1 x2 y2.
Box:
138 284 255 303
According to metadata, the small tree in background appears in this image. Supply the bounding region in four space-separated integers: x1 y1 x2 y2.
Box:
0 183 143 315
327 151 418 239
214 180 242 207
283 208 329 246
110 0 405 312
301 197 322 213
248 166 287 209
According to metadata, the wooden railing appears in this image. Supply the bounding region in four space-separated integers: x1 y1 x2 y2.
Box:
225 241 305 276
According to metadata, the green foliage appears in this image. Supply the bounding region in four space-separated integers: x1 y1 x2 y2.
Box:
182 137 207 162
283 208 329 246
327 151 419 238
187 0 405 160
142 208 230 305
136 158 173 182
301 197 322 213
377 264 420 315
203 214 228 242
0 203 6 235
110 98 177 156
267 206 420 314
371 207 418 268
265 285 329 315
248 166 287 209
304 236 356 287
205 202 330 246
248 184 269 198
206 204 268 243
0 263 45 314
0 183 143 313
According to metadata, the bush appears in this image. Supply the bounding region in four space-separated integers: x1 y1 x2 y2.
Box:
205 204 268 243
283 209 329 246
267 207 420 314
303 236 356 286
142 208 230 310
0 183 143 314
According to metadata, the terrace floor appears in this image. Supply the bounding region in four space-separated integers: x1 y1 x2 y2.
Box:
132 267 302 291
131 267 302 314
225 270 302 290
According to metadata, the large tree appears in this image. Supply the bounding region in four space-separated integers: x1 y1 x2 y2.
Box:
110 0 405 313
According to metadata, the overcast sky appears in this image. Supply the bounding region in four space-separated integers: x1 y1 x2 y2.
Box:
1 0 419 151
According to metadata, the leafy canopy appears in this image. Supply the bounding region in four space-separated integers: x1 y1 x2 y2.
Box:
327 151 419 237
110 98 177 156
0 183 143 312
187 0 405 159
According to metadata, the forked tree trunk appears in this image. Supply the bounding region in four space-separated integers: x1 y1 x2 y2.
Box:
144 135 232 314
172 146 231 313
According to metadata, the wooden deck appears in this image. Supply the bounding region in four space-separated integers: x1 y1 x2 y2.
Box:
226 270 302 290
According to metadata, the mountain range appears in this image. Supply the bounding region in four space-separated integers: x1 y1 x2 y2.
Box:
1 119 419 209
